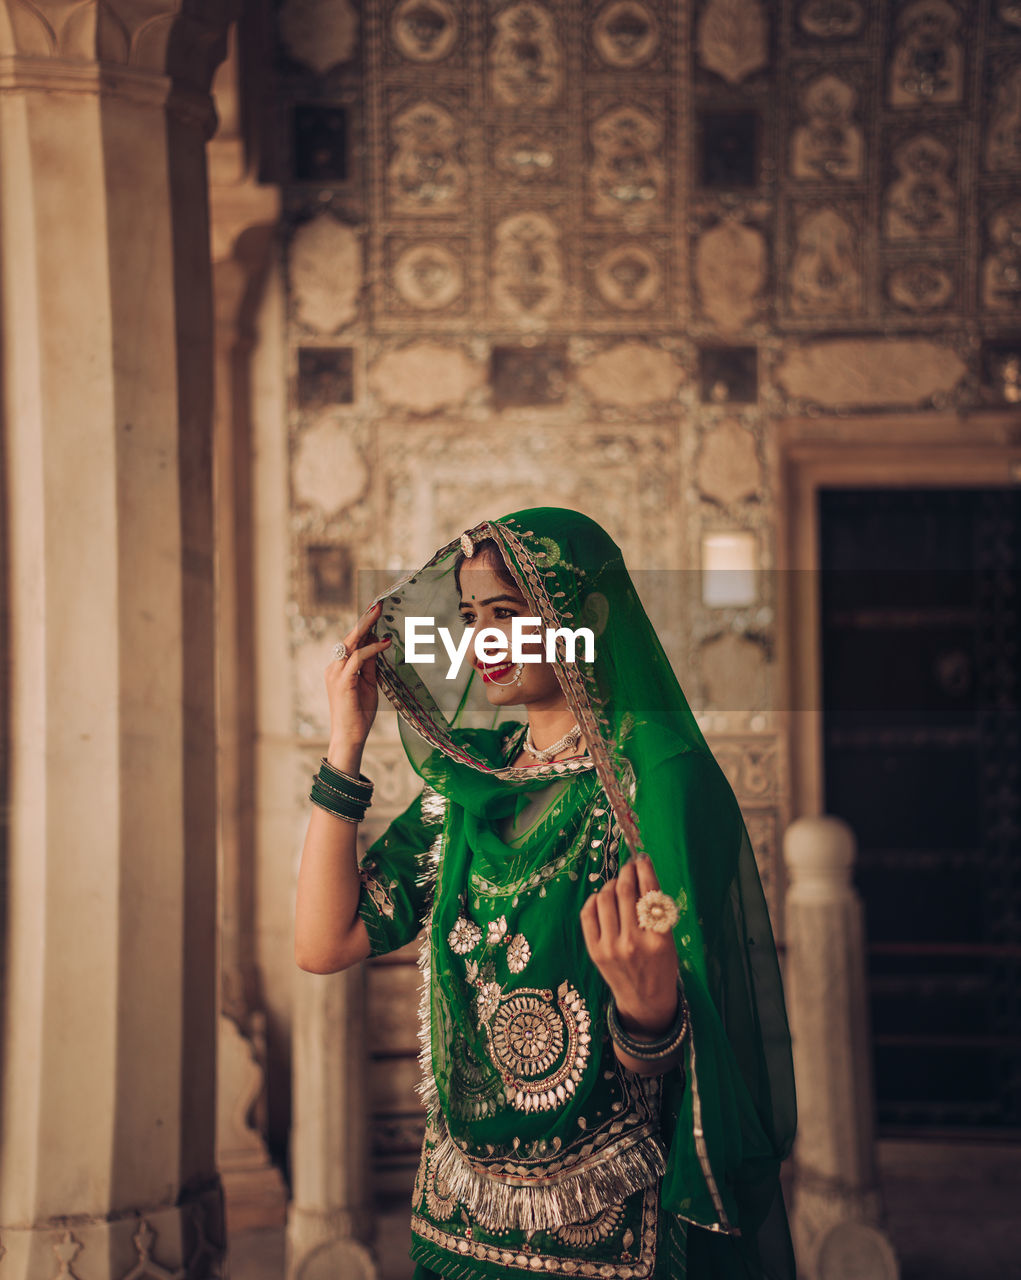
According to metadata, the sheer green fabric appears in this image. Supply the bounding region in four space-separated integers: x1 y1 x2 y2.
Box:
363 507 796 1278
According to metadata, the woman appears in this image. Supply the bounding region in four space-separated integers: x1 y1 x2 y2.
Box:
295 508 796 1279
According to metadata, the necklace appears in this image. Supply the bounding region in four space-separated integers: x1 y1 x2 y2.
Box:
524 721 583 763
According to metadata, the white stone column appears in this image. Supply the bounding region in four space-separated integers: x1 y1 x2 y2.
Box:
0 5 234 1277
286 970 377 1280
783 817 899 1280
208 23 287 1233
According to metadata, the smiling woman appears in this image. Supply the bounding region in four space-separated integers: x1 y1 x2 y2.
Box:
293 508 796 1280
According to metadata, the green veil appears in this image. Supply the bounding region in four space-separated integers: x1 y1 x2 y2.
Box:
370 507 796 1258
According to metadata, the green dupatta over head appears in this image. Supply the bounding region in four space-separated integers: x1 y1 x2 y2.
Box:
371 507 796 1251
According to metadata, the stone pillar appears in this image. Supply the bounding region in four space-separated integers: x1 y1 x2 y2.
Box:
0 4 234 1277
783 817 899 1280
208 22 287 1233
287 969 377 1280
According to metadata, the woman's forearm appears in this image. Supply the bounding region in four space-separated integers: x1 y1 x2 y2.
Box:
294 738 372 972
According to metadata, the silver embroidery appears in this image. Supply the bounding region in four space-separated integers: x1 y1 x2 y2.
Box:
551 1201 624 1246
486 915 509 945
486 981 592 1113
506 933 532 973
448 916 482 954
359 864 396 919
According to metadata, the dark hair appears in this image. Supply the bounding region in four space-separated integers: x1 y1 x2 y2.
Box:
453 537 520 597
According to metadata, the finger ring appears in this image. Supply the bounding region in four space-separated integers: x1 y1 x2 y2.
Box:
332 641 349 661
636 889 679 934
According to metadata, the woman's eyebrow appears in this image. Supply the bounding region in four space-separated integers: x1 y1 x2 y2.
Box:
458 594 526 609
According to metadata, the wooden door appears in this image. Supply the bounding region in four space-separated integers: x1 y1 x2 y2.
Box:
819 487 1020 1134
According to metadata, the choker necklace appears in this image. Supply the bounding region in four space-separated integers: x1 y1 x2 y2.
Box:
524 722 583 763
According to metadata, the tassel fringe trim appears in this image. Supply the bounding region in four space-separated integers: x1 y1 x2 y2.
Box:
428 1122 666 1234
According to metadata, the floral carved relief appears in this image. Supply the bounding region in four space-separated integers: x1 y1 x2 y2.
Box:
391 241 466 312
491 212 564 319
592 243 664 311
387 100 467 216
789 207 862 316
743 808 779 920
712 735 779 801
489 3 564 108
888 0 963 107
379 423 680 576
886 262 955 313
694 221 767 330
696 0 769 86
796 0 866 39
982 202 1021 313
885 135 957 240
391 0 459 63
492 129 562 184
986 65 1021 173
591 0 659 69
790 74 864 182
589 105 666 222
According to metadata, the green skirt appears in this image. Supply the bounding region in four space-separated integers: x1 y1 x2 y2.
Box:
410 1182 795 1279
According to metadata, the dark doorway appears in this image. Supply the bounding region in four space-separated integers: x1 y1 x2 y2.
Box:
819 487 1021 1135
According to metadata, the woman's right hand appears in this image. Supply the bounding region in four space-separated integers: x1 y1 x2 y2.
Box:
325 601 392 756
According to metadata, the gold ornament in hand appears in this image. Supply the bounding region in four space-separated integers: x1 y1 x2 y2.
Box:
635 889 680 934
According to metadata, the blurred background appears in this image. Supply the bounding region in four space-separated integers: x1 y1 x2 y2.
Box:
1 1 1019 1278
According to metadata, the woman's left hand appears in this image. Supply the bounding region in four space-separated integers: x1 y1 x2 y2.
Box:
580 855 679 1037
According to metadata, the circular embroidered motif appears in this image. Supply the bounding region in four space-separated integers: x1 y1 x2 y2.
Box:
492 997 565 1077
485 982 592 1112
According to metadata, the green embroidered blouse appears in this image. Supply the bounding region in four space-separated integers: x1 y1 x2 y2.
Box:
358 726 688 1279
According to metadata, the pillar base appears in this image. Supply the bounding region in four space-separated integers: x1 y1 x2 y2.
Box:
285 1206 377 1280
0 1182 225 1280
793 1167 898 1279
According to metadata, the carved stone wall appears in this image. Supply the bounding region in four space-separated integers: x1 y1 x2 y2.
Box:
256 0 1021 1184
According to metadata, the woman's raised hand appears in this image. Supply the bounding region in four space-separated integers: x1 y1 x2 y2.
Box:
325 601 393 754
579 854 680 1037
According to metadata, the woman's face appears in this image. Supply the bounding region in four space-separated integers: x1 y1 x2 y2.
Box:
457 554 566 708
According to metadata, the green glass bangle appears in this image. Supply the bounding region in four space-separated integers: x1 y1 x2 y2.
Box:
314 771 373 808
310 777 369 822
310 781 366 814
308 793 363 824
318 757 374 796
606 983 688 1061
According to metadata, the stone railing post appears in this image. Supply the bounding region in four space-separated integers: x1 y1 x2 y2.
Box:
783 816 899 1280
286 967 377 1280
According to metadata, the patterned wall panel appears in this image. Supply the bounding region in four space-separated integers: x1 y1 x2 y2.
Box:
265 0 1021 1173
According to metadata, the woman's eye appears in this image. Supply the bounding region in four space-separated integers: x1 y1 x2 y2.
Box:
495 608 519 619
460 614 475 627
